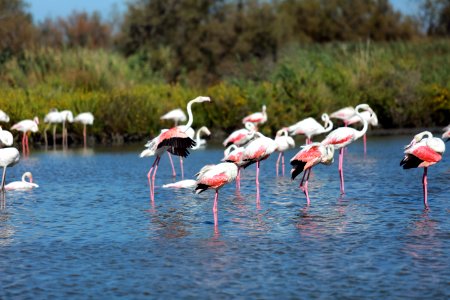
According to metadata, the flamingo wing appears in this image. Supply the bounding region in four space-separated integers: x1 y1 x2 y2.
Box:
158 127 195 157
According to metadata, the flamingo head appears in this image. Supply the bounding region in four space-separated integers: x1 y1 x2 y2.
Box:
322 144 335 165
193 96 211 103
33 116 39 125
23 172 33 183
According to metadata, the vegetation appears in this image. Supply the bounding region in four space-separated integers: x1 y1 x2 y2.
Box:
0 0 449 144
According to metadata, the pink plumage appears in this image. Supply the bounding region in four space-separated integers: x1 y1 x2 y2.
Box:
242 105 267 126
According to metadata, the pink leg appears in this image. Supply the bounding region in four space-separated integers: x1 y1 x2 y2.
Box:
213 190 219 230
256 183 261 209
276 152 282 176
236 168 241 190
299 168 307 188
179 157 184 180
303 168 311 205
151 157 161 201
83 125 87 148
256 161 260 187
26 135 30 155
281 153 285 176
21 134 25 154
147 156 160 201
338 148 345 194
167 153 176 177
363 134 367 155
422 167 428 209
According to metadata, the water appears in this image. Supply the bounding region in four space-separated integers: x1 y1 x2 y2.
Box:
0 135 448 299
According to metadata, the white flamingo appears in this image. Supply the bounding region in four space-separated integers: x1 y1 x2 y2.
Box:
59 110 73 148
0 110 10 123
74 112 94 148
288 113 333 144
0 148 20 192
160 108 187 126
5 172 39 191
274 128 295 176
192 126 211 150
44 109 63 148
346 110 378 154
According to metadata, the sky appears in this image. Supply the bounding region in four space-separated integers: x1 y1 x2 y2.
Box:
26 0 421 23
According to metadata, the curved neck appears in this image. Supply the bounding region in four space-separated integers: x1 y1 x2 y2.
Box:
418 131 433 141
224 145 237 156
323 117 333 133
184 100 197 130
195 126 207 142
22 173 32 183
354 106 368 140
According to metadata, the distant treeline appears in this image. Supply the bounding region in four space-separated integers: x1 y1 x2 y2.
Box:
0 1 449 144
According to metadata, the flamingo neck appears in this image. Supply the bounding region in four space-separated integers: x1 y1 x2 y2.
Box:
184 100 196 131
323 117 333 133
22 173 32 183
354 106 368 140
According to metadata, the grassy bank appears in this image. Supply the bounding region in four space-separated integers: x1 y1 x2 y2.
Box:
0 39 449 144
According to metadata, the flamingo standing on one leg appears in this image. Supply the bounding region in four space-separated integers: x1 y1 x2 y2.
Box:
5 172 39 191
242 105 267 130
290 143 335 205
242 132 278 201
11 117 39 155
321 104 373 194
345 110 378 154
194 162 238 232
74 112 94 148
400 131 445 209
274 128 295 176
141 96 210 202
288 113 333 144
222 144 245 190
44 109 62 149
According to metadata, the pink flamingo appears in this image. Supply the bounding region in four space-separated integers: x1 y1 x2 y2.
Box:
321 104 373 194
330 106 355 126
442 124 450 142
242 105 267 129
5 172 39 191
288 113 333 144
223 122 256 147
400 131 445 209
222 144 245 190
290 143 335 205
11 117 39 155
242 132 278 189
194 162 238 231
274 128 295 176
141 96 210 201
346 110 378 154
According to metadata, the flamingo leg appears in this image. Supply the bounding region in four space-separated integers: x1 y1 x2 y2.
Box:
44 124 50 149
1 167 6 192
213 190 219 230
276 152 282 176
281 153 285 176
236 167 241 190
179 157 184 180
339 148 345 194
26 133 30 155
62 122 66 148
256 161 260 187
303 168 311 205
53 124 57 148
147 156 160 201
21 133 25 154
299 168 307 188
167 152 176 177
422 167 428 209
363 134 367 155
151 157 161 202
83 124 87 148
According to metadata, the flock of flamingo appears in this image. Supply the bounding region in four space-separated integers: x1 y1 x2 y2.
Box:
0 98 448 228
139 96 448 229
0 109 94 193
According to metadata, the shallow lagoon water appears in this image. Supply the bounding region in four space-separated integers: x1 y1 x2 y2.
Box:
0 135 448 299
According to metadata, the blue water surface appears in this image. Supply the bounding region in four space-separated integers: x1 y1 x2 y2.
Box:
0 135 448 299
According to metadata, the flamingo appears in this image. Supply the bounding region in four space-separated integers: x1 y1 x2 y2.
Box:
346 110 378 154
330 106 355 126
288 114 333 144
242 132 278 191
274 128 295 176
43 109 63 148
5 172 39 191
11 117 39 155
59 110 73 148
242 105 267 128
222 144 245 190
0 110 9 122
0 147 20 192
400 131 446 209
141 96 210 201
290 143 335 205
194 162 238 231
223 122 256 147
74 112 94 148
162 179 196 189
160 108 187 126
191 126 211 150
442 124 450 142
321 104 373 194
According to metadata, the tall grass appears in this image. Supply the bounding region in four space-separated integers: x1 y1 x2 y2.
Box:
0 39 448 144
